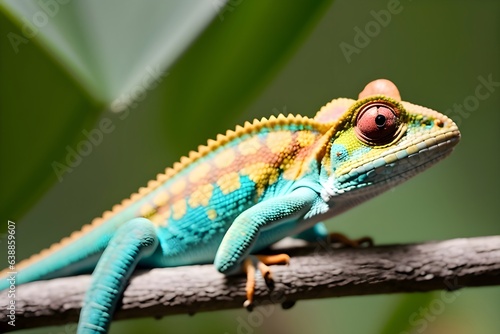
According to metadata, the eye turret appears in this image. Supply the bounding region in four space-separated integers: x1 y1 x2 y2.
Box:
354 102 402 146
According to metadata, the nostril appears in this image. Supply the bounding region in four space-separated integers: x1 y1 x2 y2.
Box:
436 119 444 128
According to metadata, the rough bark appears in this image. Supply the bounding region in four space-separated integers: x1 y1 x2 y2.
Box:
1 236 499 332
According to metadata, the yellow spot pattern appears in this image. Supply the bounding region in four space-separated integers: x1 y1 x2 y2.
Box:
172 199 187 220
266 131 292 154
297 131 316 147
188 183 214 208
283 161 303 180
241 162 267 183
5 115 326 277
238 137 261 155
241 162 280 197
153 192 169 207
217 172 241 194
188 163 210 183
207 209 217 220
268 168 280 185
140 203 155 217
150 210 171 227
170 179 186 195
214 149 235 168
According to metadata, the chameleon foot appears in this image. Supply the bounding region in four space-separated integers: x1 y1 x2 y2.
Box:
328 232 373 248
256 254 290 286
243 254 290 310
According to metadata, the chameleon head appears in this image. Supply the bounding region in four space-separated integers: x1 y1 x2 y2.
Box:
321 79 461 208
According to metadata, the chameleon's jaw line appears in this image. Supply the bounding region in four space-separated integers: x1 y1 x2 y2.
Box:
332 127 460 195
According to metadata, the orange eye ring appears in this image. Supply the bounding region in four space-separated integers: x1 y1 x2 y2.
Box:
354 101 404 146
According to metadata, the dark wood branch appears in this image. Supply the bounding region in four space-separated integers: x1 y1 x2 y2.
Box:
1 236 499 332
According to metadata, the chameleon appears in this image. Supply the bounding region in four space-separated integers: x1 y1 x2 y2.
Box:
0 79 460 333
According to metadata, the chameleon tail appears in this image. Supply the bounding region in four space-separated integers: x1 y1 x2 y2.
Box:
0 214 128 291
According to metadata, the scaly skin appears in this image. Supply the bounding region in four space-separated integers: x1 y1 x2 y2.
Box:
0 79 460 333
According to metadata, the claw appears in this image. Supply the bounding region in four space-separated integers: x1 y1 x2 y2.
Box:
243 258 256 309
256 254 290 287
242 253 290 309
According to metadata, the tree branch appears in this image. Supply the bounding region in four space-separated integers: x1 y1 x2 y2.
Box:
1 236 499 332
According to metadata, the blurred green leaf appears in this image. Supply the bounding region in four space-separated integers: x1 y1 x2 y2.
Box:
0 0 334 227
2 1 498 333
0 13 102 227
158 0 335 155
380 293 438 334
0 0 228 228
1 0 222 103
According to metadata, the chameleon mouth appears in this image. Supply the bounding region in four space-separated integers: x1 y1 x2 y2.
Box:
333 128 461 194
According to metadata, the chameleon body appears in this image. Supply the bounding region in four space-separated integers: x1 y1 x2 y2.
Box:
0 80 460 333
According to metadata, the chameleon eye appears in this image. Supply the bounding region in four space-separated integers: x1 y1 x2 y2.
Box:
355 102 400 145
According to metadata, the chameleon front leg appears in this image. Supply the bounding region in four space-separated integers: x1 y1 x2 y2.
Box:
77 218 159 334
214 186 322 307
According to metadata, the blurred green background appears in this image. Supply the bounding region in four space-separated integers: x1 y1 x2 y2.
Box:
1 0 499 333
